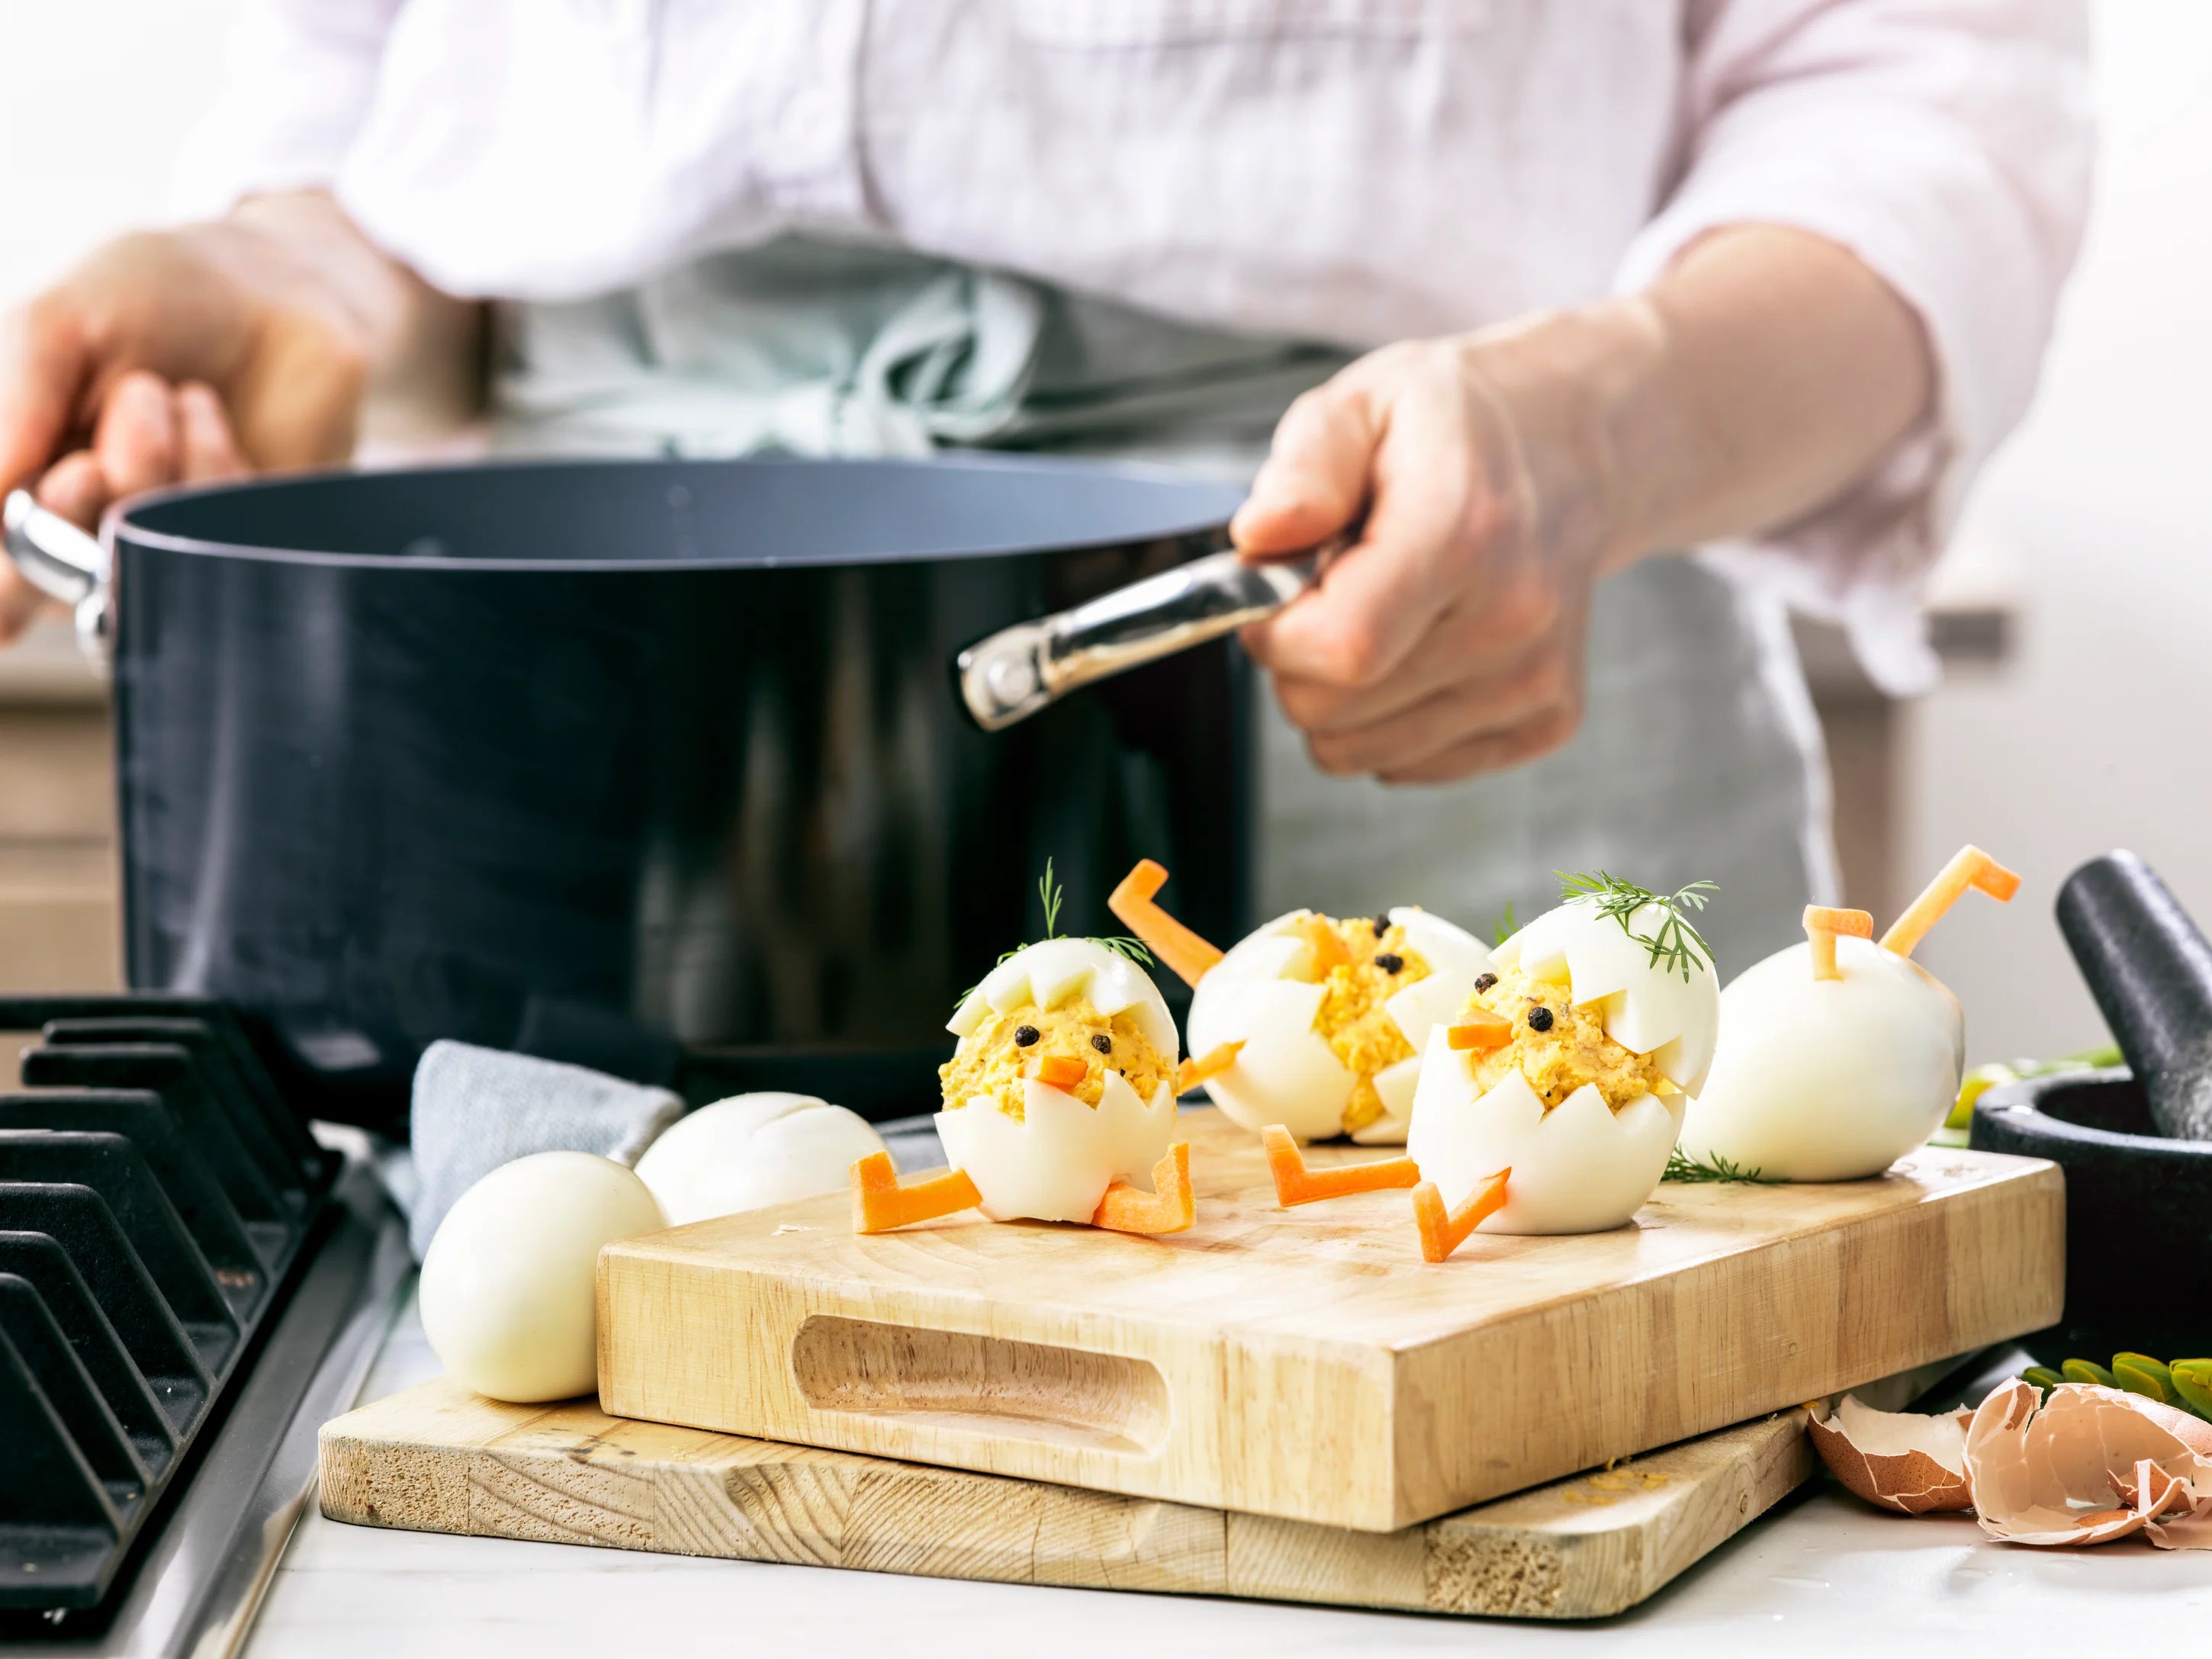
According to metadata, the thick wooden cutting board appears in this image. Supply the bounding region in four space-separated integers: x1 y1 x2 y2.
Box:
320 1377 1821 1619
599 1108 2061 1532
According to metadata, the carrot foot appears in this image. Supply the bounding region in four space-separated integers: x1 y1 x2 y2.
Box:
1880 846 2021 958
1803 905 1873 981
1175 1039 1244 1096
1412 1168 1511 1262
1108 860 1224 988
851 1152 982 1234
1092 1142 1194 1235
1262 1124 1420 1207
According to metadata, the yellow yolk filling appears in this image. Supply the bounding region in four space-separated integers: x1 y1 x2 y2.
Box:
939 996 1173 1122
1299 915 1431 1133
1461 965 1662 1112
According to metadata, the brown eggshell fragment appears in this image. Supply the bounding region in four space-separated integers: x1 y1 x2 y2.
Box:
1963 1381 2212 1548
1808 1394 1976 1514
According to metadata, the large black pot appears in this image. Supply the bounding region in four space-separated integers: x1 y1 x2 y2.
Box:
7 457 1267 1132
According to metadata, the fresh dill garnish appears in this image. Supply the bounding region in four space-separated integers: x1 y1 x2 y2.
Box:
1663 1149 1783 1185
1556 870 1717 982
1489 901 1517 947
953 857 1155 1008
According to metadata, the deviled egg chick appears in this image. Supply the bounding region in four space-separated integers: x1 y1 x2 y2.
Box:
1110 860 1490 1143
852 931 1192 1235
1406 876 1720 1238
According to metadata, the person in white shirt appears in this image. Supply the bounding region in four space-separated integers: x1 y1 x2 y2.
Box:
0 2 2090 967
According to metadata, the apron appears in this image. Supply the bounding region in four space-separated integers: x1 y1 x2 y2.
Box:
492 238 1838 978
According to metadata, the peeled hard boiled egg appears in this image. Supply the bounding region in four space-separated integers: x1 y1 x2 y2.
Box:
1406 891 1720 1235
634 1092 887 1224
1678 848 2017 1183
1678 936 1962 1182
419 1150 665 1403
936 937 1181 1222
1681 849 2017 1185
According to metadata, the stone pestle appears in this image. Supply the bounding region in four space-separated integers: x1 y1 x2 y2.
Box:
2056 850 2212 1142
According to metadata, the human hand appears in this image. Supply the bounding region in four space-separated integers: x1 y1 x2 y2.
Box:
1233 315 1645 784
0 219 372 641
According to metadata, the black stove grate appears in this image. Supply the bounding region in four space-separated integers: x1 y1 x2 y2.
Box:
0 995 331 1619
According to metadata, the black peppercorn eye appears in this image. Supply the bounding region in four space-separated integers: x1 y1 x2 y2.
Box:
1374 952 1404 974
1372 913 1391 937
1013 1024 1040 1047
1092 1034 1112 1054
1526 1007 1555 1033
1474 972 1498 992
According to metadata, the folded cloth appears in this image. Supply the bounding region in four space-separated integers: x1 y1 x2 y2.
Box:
407 1039 683 1260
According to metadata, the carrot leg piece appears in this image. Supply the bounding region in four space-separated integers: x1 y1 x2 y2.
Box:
1108 860 1224 988
850 1152 982 1234
1262 1124 1420 1207
1411 1168 1511 1263
1879 845 2021 958
1092 1142 1195 1236
1175 1039 1244 1096
1803 905 1873 981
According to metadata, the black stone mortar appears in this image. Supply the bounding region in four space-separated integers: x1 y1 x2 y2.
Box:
1972 1069 2212 1359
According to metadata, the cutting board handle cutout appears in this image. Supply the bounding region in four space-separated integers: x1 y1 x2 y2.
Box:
790 1314 1169 1456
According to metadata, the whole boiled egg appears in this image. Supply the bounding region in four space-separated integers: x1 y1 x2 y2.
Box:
634 1092 887 1224
1406 886 1720 1235
936 937 1181 1223
419 1151 666 1403
1108 861 1490 1145
1679 847 2017 1182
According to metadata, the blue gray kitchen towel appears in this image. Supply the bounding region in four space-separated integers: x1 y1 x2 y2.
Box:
407 1039 683 1260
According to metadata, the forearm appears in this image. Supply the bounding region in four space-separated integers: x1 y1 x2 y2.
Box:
220 190 483 436
1494 224 1934 572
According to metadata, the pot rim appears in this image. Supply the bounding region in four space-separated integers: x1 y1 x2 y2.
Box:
101 453 1243 575
1974 1066 2212 1161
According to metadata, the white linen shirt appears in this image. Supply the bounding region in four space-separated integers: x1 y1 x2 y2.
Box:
176 0 2091 693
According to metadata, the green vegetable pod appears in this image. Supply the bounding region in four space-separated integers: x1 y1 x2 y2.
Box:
2061 1358 2117 1388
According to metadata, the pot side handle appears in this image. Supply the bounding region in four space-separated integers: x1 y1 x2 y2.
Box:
955 539 1346 732
2 489 111 664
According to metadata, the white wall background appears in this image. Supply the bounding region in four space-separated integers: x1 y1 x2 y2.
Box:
0 0 2202 1067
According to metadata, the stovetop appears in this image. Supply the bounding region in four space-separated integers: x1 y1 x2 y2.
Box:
0 997 410 1657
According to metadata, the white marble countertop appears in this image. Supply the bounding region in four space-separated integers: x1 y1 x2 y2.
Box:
244 1283 2212 1657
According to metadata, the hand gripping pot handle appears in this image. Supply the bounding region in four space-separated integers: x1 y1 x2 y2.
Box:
2 489 111 666
954 535 1349 731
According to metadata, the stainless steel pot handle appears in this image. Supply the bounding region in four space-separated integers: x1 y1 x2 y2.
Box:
956 536 1347 731
2 487 111 664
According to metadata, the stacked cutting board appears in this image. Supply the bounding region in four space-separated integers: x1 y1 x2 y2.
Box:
321 1108 2063 1619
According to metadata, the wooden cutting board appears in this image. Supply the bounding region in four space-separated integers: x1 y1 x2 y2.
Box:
320 1377 1822 1619
598 1108 2062 1532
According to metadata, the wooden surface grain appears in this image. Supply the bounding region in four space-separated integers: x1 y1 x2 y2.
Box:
320 1375 1822 1620
597 1108 2063 1532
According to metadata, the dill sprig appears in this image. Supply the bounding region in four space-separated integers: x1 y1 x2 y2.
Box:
1557 870 1716 982
1663 1149 1782 1185
1489 900 1517 947
954 858 1155 1008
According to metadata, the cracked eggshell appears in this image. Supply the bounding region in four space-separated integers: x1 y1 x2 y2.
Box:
1809 1395 1976 1514
936 1071 1178 1223
1490 901 1720 1092
1680 937 1963 1182
1187 907 1490 1144
1404 1027 1682 1234
634 1093 888 1225
420 1151 665 1403
1964 1380 2212 1548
